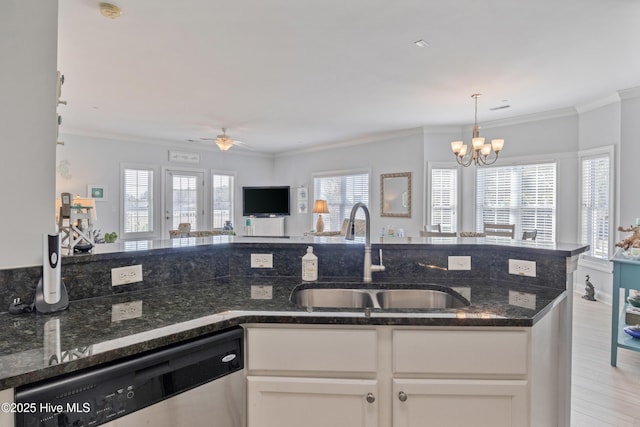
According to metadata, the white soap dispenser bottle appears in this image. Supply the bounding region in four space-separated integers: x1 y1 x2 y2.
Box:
302 246 318 281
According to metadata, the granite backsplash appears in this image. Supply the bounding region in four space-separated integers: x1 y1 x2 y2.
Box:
0 240 571 310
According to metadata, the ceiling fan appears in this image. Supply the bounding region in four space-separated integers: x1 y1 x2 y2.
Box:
198 128 251 151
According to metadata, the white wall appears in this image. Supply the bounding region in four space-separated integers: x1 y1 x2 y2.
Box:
273 129 425 236
57 134 275 239
424 112 580 242
0 0 58 268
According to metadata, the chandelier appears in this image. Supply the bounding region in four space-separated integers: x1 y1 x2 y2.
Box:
450 94 504 167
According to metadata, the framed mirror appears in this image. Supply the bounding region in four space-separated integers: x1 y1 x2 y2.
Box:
380 172 411 217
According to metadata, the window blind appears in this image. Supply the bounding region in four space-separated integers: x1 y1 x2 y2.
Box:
313 172 369 231
430 168 458 232
580 155 610 259
124 168 154 234
212 173 234 229
476 163 556 241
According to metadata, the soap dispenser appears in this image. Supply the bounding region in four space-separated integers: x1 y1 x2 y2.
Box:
302 246 318 281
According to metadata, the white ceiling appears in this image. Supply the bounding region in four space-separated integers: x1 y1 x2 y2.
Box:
57 0 640 154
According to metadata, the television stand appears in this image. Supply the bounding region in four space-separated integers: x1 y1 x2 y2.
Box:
246 217 285 237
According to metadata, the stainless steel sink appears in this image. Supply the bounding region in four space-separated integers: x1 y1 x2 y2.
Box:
291 288 375 309
290 285 469 310
376 289 467 309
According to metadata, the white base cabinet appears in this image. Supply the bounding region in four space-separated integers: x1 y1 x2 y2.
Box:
247 377 378 427
246 301 565 427
392 379 528 427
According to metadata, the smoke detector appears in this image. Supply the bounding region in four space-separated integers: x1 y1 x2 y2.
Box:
100 3 122 19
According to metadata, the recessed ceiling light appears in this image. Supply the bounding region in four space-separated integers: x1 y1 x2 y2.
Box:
414 40 429 48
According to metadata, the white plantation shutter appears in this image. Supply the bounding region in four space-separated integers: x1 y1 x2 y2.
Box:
476 163 556 241
430 168 458 232
212 173 234 228
313 171 369 231
124 168 154 234
580 154 610 259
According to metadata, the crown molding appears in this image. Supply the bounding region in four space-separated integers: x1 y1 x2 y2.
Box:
618 86 640 100
274 127 424 158
60 128 273 158
575 93 620 114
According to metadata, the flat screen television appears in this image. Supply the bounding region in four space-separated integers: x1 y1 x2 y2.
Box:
242 186 291 217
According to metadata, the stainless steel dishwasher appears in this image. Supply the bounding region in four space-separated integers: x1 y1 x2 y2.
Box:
15 327 244 427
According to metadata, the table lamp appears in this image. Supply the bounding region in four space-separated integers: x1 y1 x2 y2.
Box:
312 200 329 232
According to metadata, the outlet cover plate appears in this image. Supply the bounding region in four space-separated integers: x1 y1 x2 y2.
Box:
111 300 143 322
448 256 471 270
251 285 273 299
508 259 536 277
508 290 536 310
251 253 273 268
111 265 143 286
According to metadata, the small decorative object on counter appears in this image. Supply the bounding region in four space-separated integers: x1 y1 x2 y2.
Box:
302 246 318 281
582 275 596 301
223 220 233 231
244 218 254 236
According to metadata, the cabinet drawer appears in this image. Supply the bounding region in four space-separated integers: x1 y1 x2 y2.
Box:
247 327 377 373
393 329 528 376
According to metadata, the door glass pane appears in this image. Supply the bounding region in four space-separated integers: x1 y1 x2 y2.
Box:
172 174 199 230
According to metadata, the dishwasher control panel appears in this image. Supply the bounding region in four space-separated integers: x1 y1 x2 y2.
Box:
14 327 244 427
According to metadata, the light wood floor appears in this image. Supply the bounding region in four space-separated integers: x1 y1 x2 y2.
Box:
571 293 640 426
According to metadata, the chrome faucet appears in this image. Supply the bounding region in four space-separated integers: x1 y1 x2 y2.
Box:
345 203 385 282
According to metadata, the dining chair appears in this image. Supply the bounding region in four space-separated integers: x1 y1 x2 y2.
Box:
424 224 441 232
522 229 538 240
483 223 516 238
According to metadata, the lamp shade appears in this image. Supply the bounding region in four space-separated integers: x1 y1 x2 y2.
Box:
312 199 329 214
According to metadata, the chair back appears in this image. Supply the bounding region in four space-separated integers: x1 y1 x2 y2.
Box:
60 192 72 219
483 223 515 238
522 229 537 240
424 224 441 232
340 219 365 236
420 231 457 237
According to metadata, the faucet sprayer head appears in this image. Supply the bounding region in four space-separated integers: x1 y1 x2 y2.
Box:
345 221 355 240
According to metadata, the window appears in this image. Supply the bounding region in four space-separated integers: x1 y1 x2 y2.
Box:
123 167 154 236
580 148 612 259
476 162 556 241
313 171 369 231
212 172 235 229
429 166 458 232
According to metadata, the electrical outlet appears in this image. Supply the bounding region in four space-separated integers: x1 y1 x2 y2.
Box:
111 265 143 286
111 300 143 322
508 259 536 277
508 290 536 310
448 256 471 270
251 254 273 268
251 285 273 299
451 286 471 301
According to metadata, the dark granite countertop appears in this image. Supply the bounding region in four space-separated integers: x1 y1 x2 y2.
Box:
0 275 565 391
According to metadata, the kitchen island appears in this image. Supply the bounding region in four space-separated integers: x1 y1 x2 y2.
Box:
0 236 588 426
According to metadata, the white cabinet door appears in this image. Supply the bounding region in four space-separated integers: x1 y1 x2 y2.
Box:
248 376 378 427
393 379 528 427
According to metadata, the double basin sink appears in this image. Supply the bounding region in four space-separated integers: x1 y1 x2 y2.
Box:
291 284 469 310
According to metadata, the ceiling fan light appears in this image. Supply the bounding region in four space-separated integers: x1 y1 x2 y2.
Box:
215 137 234 151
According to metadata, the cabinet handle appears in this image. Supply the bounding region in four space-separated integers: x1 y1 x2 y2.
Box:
398 391 407 402
366 393 375 403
